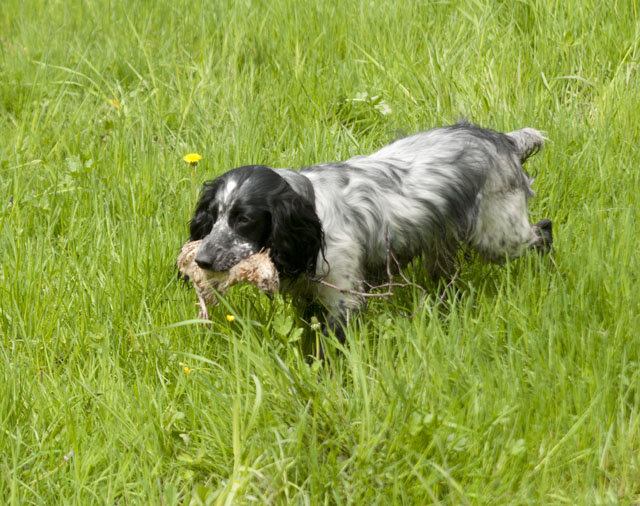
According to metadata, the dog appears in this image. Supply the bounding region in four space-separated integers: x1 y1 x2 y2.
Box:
189 122 552 339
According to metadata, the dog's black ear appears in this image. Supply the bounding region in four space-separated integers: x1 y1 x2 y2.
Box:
189 180 221 240
268 188 323 279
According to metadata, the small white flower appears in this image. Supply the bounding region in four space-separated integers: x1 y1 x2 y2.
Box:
351 91 369 102
375 101 392 116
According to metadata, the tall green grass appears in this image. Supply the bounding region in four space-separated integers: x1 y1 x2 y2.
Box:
1 0 639 502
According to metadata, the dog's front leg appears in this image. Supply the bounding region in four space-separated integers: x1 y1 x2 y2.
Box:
318 282 366 344
309 254 368 355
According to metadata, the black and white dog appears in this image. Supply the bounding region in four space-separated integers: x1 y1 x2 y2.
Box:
189 123 552 336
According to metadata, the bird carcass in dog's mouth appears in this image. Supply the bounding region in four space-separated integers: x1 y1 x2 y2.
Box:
177 240 279 320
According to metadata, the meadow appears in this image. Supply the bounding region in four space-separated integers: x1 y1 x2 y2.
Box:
1 0 639 503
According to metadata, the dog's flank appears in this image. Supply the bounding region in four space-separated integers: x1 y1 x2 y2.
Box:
188 122 552 340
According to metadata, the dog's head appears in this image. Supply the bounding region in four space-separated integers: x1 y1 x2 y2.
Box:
189 165 323 278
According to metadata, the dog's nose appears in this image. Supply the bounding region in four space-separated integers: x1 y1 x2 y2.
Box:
195 256 214 271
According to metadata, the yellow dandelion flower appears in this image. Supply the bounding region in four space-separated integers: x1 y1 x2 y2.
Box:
226 314 235 322
183 153 202 164
109 98 121 109
183 365 191 375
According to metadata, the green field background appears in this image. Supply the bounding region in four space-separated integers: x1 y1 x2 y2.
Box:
1 0 639 503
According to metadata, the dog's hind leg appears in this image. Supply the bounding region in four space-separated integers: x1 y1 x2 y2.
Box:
470 188 552 262
506 127 547 163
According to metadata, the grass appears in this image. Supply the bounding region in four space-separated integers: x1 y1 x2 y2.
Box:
1 0 639 503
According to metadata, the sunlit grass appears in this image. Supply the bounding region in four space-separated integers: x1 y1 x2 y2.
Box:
1 0 639 503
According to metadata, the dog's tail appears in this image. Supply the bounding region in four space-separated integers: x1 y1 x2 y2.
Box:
506 128 547 163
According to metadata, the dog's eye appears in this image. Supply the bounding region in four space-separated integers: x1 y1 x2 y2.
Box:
237 215 251 224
